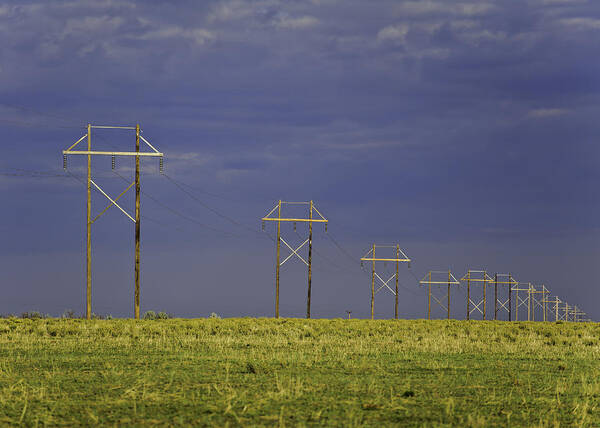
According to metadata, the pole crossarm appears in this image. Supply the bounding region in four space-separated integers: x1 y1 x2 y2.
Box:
262 201 328 223
419 271 460 285
361 246 410 262
63 151 163 157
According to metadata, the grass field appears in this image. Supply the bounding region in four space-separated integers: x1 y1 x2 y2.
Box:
0 318 598 427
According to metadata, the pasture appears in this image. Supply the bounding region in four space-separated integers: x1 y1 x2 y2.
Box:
0 318 598 426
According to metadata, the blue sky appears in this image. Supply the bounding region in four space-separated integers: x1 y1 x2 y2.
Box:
1 0 599 320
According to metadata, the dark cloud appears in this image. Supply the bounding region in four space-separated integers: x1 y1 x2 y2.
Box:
0 0 599 320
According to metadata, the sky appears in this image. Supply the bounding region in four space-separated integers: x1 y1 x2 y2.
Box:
1 0 599 320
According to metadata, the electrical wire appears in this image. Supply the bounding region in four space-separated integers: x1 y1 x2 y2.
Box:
112 170 237 237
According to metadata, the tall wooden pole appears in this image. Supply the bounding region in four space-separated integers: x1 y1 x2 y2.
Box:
275 200 281 318
466 271 470 321
427 271 431 320
508 274 512 321
134 124 141 320
542 287 547 322
86 124 92 320
371 244 375 320
483 271 487 320
515 288 519 321
395 245 399 319
447 270 451 320
528 285 531 321
494 273 498 320
306 200 313 319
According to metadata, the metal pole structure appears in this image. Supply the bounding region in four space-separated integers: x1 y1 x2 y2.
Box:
275 200 281 318
447 270 451 320
371 244 375 320
508 274 512 322
483 270 487 320
306 200 313 319
86 124 92 320
134 124 141 320
395 245 399 320
428 271 432 320
555 296 559 321
466 271 471 321
494 273 498 320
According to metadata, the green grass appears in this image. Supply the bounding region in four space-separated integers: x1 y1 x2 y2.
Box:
0 318 598 427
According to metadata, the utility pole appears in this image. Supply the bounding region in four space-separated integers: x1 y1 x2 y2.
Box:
63 124 163 319
360 244 411 319
262 201 327 318
493 274 517 321
462 270 493 320
512 282 532 321
419 270 460 319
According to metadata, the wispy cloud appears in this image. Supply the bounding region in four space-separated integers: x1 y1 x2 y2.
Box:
528 108 571 118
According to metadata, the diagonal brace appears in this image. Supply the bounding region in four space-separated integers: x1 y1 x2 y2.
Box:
91 181 135 224
280 238 309 266
90 179 135 223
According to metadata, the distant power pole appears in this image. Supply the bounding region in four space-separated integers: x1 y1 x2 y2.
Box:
63 124 163 319
346 310 352 319
261 200 328 318
419 270 460 319
360 244 411 319
461 270 494 320
492 274 518 321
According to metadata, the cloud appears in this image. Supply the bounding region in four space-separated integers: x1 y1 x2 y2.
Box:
273 14 319 29
528 108 571 118
396 1 495 16
377 24 410 43
136 26 215 45
559 18 600 30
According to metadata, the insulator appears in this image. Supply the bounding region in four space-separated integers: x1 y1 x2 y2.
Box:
159 157 164 174
384 261 388 268
361 261 364 268
293 222 296 231
111 155 116 170
325 223 328 232
408 262 411 269
63 155 67 170
262 221 265 231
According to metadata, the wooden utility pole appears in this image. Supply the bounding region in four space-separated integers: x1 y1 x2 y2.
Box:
371 244 375 320
462 270 493 320
361 244 411 320
395 245 399 319
419 270 459 320
447 271 451 319
134 124 141 319
492 273 516 321
494 274 498 320
307 200 313 319
275 200 281 318
427 271 432 320
508 274 512 321
466 271 471 320
63 124 163 319
483 270 487 320
262 201 328 319
86 124 92 320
